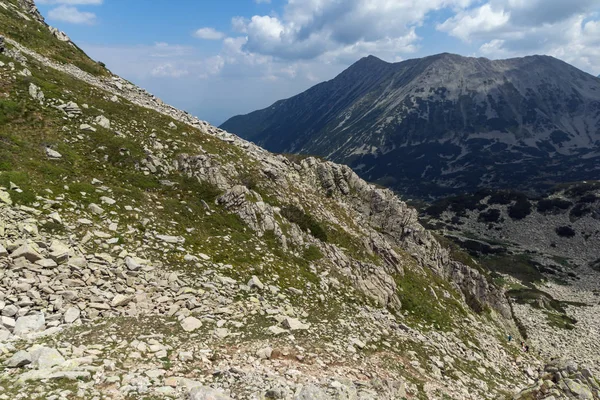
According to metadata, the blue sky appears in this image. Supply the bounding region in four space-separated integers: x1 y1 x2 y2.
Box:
36 0 600 126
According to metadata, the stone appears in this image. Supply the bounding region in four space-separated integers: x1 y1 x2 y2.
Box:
256 347 273 360
0 190 12 205
48 212 62 224
248 275 264 290
95 115 111 129
88 203 104 215
181 317 202 332
168 122 177 130
282 317 310 331
564 378 593 399
2 304 18 317
125 256 143 271
179 351 194 362
10 243 42 262
0 244 8 257
100 196 116 205
46 148 62 159
80 124 97 132
29 83 44 101
5 350 32 368
13 314 45 336
30 346 66 369
64 307 80 323
188 386 232 400
111 294 133 307
36 258 58 268
295 385 328 400
268 326 287 335
215 328 229 339
1 316 16 330
156 234 185 244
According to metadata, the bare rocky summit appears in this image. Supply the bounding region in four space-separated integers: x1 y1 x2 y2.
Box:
221 54 600 199
0 1 598 399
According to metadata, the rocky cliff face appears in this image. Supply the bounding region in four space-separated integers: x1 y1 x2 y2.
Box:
0 1 598 399
221 54 600 199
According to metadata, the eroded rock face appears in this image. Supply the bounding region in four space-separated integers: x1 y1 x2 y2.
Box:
217 185 287 248
18 0 44 24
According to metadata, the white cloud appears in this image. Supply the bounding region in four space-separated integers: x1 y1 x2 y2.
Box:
235 0 476 62
437 0 600 75
255 0 271 3
193 27 226 40
437 4 510 41
48 5 96 24
38 0 102 4
151 63 189 78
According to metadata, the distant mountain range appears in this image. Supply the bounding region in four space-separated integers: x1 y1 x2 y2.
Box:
221 53 600 199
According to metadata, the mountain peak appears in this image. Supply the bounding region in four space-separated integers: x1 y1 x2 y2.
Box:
222 52 600 198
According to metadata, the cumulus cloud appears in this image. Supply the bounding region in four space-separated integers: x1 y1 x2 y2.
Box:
48 5 96 24
151 63 189 78
437 0 600 74
234 0 475 62
193 27 226 40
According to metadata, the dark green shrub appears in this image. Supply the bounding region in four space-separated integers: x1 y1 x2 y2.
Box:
570 203 591 219
537 198 572 213
555 226 576 238
303 245 323 261
508 198 532 220
281 205 328 242
478 208 501 223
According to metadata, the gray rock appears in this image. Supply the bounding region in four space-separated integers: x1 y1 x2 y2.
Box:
248 275 264 290
10 243 42 262
111 294 133 307
282 317 310 331
80 124 97 132
181 317 202 332
1 316 16 330
0 190 11 205
88 203 104 215
95 115 111 129
46 148 62 159
295 385 328 400
5 350 32 368
2 304 18 317
188 386 232 400
256 347 273 360
156 234 185 244
29 83 44 101
13 314 45 336
565 378 593 399
63 307 80 323
30 346 66 369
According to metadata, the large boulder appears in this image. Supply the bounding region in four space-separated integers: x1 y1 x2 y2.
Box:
30 346 66 370
13 314 45 336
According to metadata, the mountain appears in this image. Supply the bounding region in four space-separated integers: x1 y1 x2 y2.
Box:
221 53 600 199
1 1 600 399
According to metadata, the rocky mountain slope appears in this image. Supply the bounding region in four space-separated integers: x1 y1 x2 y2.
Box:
0 1 599 399
421 183 600 378
221 54 600 199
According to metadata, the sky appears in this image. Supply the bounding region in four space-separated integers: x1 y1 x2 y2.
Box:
36 0 600 126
